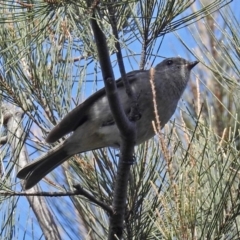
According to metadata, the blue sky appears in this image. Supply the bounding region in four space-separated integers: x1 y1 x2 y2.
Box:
2 1 239 239
14 19 203 240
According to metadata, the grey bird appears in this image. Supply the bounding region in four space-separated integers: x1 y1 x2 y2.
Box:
17 57 198 189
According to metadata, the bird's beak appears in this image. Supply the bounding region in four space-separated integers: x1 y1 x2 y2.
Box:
188 61 199 70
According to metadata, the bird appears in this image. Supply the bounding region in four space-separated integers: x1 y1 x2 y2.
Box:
17 57 198 189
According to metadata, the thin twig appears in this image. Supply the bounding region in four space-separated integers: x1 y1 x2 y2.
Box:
73 184 113 215
0 136 8 145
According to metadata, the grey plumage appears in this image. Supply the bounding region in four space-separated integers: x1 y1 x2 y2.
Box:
17 57 198 189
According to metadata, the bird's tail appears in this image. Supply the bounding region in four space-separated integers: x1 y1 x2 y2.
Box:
17 143 70 190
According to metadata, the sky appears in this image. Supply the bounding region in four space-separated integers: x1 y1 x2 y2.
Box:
1 0 239 239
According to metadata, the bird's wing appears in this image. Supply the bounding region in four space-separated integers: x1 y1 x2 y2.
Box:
46 70 142 143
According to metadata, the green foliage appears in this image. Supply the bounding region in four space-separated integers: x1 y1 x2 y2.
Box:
0 0 239 239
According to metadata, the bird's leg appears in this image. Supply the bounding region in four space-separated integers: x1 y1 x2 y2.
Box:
115 152 135 165
121 153 136 165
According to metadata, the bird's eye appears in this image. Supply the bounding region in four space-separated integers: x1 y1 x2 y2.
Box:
167 60 173 65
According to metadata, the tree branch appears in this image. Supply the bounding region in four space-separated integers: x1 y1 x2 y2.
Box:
108 7 141 121
73 184 113 215
0 136 8 145
90 11 136 239
0 184 113 215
